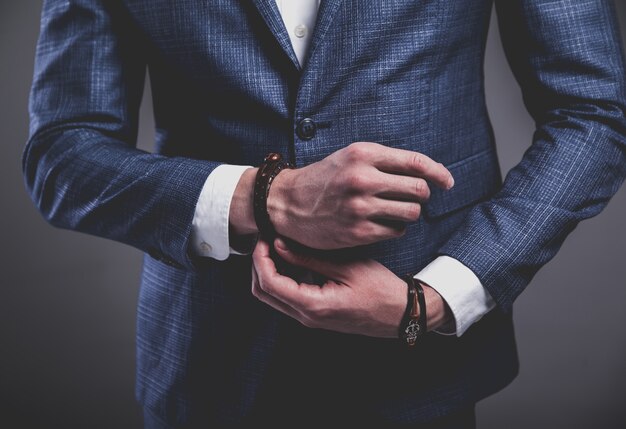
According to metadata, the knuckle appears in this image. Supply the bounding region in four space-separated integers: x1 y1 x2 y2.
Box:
345 172 369 192
409 153 423 171
406 203 421 221
348 197 368 216
350 198 368 214
345 142 369 160
350 223 369 242
415 179 431 199
357 222 381 244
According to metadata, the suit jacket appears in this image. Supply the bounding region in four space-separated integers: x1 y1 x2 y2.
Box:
24 0 626 426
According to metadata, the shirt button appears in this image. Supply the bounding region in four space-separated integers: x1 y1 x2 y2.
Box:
296 118 317 140
294 24 308 38
200 242 212 254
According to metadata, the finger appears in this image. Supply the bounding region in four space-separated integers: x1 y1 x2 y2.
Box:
368 200 422 223
252 264 307 322
374 174 431 202
367 219 407 240
253 239 322 308
274 238 348 280
252 237 274 263
336 221 407 245
372 147 454 190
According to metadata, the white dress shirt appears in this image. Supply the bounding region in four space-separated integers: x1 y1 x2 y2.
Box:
190 0 495 336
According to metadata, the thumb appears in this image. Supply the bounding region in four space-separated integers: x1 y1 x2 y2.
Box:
274 237 344 279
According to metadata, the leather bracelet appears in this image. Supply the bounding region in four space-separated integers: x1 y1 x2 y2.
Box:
253 153 293 239
400 276 427 347
399 275 416 339
415 279 427 337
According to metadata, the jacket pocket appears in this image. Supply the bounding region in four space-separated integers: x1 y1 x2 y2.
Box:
423 149 502 219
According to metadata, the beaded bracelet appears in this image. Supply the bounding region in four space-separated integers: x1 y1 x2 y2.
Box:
253 153 293 238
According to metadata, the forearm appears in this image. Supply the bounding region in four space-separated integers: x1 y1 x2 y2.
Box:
229 166 259 236
25 0 221 269
24 128 217 269
440 0 626 311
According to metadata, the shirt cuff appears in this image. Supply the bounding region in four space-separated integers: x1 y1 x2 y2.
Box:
415 255 496 337
190 164 253 261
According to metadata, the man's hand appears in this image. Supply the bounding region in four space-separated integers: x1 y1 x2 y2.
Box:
268 142 454 249
230 142 454 249
251 238 452 337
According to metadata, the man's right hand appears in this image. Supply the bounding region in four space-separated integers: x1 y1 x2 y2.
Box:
264 142 454 250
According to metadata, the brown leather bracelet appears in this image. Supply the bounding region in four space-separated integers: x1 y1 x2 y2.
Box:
253 153 293 239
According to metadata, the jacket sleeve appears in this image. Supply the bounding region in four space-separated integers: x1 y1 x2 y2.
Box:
23 0 218 270
439 0 626 312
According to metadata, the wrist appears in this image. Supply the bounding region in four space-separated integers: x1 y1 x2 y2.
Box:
266 167 297 237
229 167 259 236
421 283 453 332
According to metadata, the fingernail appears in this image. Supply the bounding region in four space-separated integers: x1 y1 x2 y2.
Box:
447 175 455 189
275 238 288 251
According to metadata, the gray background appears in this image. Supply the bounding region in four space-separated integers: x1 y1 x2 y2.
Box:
1 2 625 428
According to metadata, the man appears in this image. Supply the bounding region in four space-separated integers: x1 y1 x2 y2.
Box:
23 0 626 427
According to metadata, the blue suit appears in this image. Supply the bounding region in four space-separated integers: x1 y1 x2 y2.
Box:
24 0 626 426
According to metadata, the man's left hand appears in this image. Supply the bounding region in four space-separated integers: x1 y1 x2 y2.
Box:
251 238 452 338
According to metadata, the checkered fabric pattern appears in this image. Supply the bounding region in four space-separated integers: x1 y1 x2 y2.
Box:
24 0 626 426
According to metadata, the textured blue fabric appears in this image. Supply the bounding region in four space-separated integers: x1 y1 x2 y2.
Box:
23 0 626 426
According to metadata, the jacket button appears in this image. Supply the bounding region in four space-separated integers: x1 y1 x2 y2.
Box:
296 118 317 140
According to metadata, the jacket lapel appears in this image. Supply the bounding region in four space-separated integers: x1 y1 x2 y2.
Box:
302 0 343 69
251 0 344 71
250 0 301 69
